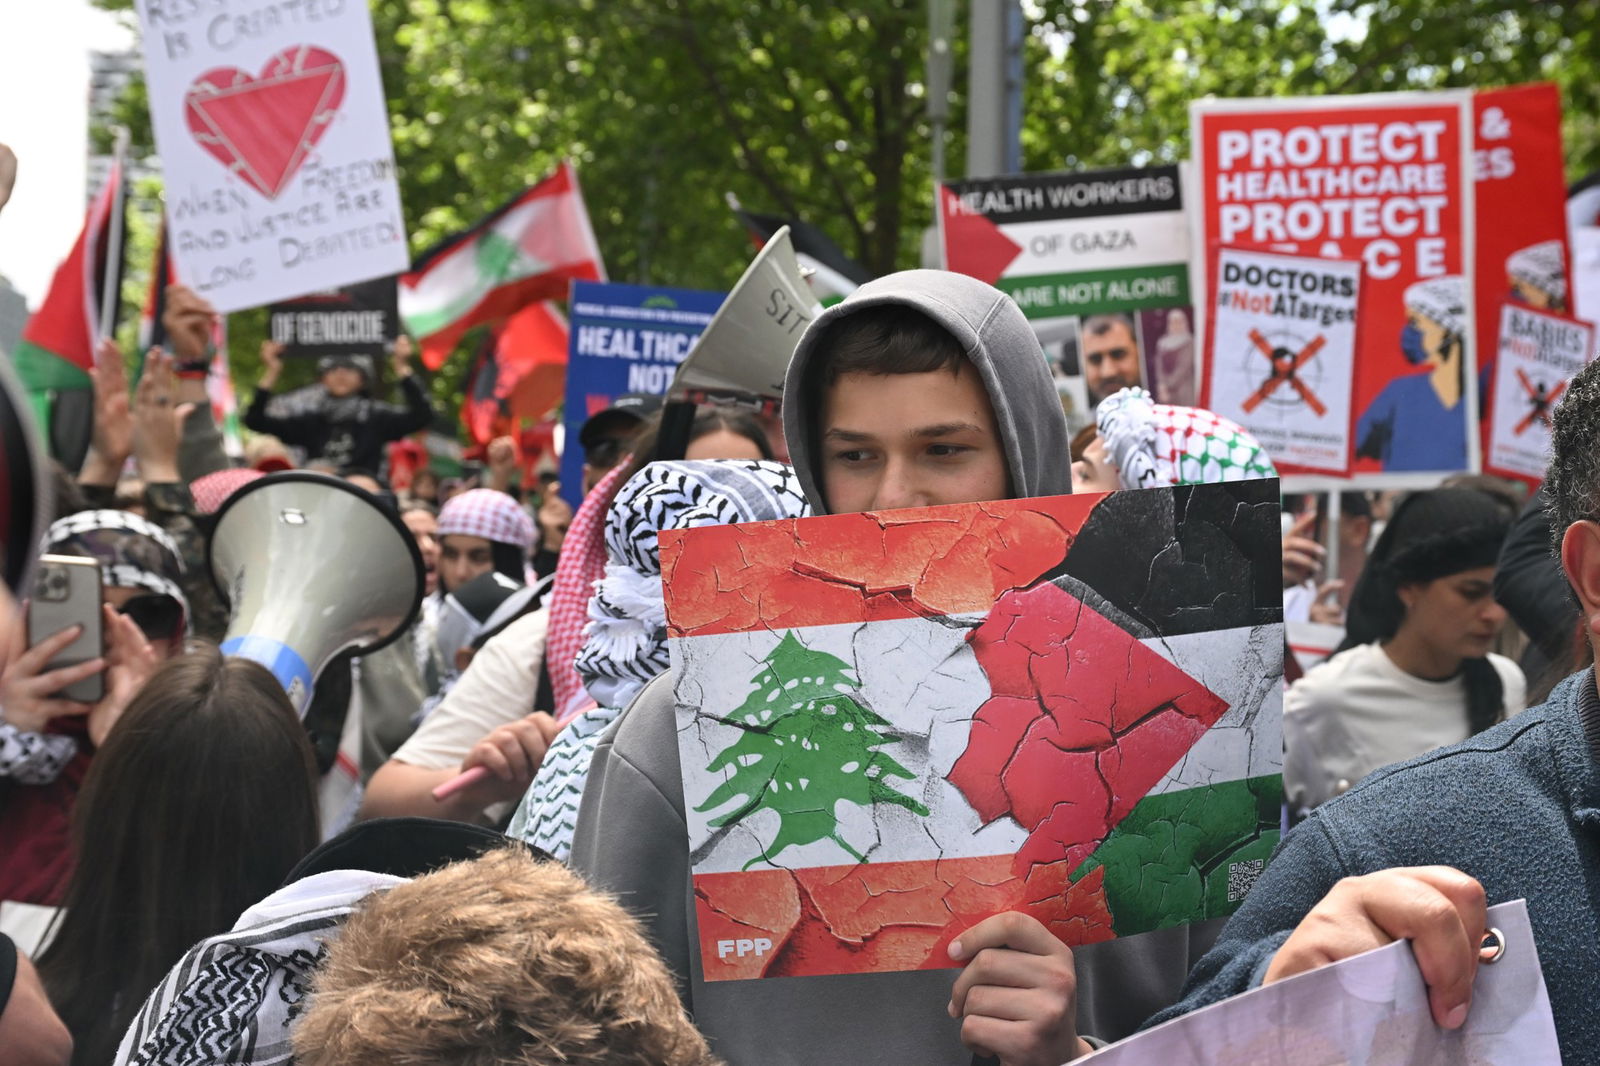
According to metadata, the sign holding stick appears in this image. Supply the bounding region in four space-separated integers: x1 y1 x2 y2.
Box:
133 0 409 312
1205 247 1362 476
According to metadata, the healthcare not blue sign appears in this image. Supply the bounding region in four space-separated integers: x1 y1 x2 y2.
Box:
560 281 725 507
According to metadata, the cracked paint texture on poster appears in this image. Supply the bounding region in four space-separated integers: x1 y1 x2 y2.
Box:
661 483 1285 982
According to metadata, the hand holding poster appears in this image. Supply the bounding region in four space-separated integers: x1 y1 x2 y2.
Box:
1486 305 1596 484
663 482 1284 982
134 0 409 312
1192 92 1475 479
1086 900 1560 1066
1205 247 1361 475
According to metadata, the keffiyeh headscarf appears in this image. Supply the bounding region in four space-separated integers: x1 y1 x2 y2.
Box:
1096 387 1276 491
45 510 190 627
436 489 535 552
512 460 810 861
575 460 811 712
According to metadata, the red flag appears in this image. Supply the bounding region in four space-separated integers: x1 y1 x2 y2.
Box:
462 301 568 445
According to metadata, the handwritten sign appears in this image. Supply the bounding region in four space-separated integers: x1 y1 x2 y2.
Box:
134 0 409 312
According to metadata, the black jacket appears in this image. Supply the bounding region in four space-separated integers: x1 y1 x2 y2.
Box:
244 375 433 472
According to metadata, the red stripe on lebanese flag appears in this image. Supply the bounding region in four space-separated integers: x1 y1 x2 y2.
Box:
659 494 1103 638
695 854 1114 982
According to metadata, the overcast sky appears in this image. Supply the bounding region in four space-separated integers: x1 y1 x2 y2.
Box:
0 0 136 308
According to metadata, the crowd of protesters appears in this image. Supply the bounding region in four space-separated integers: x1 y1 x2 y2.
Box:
0 257 1596 1066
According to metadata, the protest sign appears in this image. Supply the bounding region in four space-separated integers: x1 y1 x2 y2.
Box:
1204 247 1362 476
1192 92 1475 480
268 275 398 359
1486 305 1595 485
133 0 409 312
559 281 724 508
663 481 1284 981
939 166 1198 412
1472 84 1573 463
1087 900 1559 1066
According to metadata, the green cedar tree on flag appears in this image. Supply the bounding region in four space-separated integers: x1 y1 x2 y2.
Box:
13 158 126 467
399 160 605 370
698 632 928 868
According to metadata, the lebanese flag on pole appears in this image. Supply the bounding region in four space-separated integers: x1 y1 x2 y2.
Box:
462 300 568 445
13 157 126 463
400 161 604 370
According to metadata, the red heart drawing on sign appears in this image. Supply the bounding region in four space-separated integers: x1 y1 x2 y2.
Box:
184 46 346 201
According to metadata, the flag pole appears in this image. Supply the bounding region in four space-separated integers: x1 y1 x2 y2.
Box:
97 126 130 347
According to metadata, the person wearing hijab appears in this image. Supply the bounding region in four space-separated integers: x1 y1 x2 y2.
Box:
1283 487 1525 813
507 459 811 861
1071 386 1277 494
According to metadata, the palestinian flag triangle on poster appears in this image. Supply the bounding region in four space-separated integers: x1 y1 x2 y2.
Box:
399 160 604 370
661 481 1284 982
13 158 126 465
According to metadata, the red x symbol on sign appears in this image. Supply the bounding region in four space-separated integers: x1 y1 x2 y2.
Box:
1514 367 1566 436
1241 331 1328 416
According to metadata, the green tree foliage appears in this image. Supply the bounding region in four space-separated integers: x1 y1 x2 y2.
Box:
698 632 928 868
89 0 1600 408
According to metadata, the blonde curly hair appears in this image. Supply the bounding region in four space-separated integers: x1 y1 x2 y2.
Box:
291 847 720 1066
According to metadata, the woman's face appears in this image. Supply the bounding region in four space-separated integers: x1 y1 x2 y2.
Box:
403 510 441 596
439 534 494 595
1397 565 1508 662
686 428 767 463
1070 435 1121 495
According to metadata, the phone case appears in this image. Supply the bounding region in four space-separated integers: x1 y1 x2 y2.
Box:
28 555 105 704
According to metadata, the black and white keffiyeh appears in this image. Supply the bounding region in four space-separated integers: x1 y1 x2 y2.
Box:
44 510 189 619
576 459 810 711
112 870 401 1066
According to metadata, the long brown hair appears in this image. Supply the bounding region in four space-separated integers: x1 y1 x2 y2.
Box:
37 645 320 1065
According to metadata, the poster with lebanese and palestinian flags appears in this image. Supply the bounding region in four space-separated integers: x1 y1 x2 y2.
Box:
661 482 1284 982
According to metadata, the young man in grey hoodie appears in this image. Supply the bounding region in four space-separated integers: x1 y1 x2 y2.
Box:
570 270 1219 1065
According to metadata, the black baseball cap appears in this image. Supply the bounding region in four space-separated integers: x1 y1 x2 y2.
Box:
578 393 664 450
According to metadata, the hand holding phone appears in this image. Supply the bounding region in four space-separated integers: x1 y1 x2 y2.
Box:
26 556 105 704
1 624 106 734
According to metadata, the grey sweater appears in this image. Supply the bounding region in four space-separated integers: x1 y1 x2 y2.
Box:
571 271 1218 1064
1148 669 1600 1063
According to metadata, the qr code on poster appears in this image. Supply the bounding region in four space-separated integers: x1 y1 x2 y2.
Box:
1227 859 1264 902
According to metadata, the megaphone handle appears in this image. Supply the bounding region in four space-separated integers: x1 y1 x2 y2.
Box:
431 765 490 802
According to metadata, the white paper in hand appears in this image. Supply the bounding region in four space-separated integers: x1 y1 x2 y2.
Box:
1085 899 1559 1065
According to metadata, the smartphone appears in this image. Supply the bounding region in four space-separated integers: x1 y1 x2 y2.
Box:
27 554 105 703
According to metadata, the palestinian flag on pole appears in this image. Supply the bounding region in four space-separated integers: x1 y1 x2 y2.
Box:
400 161 604 370
662 481 1284 982
13 155 127 467
729 195 871 300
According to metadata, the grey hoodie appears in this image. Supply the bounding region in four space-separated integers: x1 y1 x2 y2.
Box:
782 268 1073 510
570 271 1215 1065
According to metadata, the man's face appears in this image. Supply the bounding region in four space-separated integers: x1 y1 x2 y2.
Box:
439 534 495 595
581 431 637 494
322 367 364 398
1083 321 1141 405
818 361 1010 514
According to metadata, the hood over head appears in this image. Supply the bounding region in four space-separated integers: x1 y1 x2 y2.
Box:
782 269 1071 513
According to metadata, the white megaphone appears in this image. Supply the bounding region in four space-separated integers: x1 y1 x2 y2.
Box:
650 226 823 461
669 225 823 404
208 472 424 715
